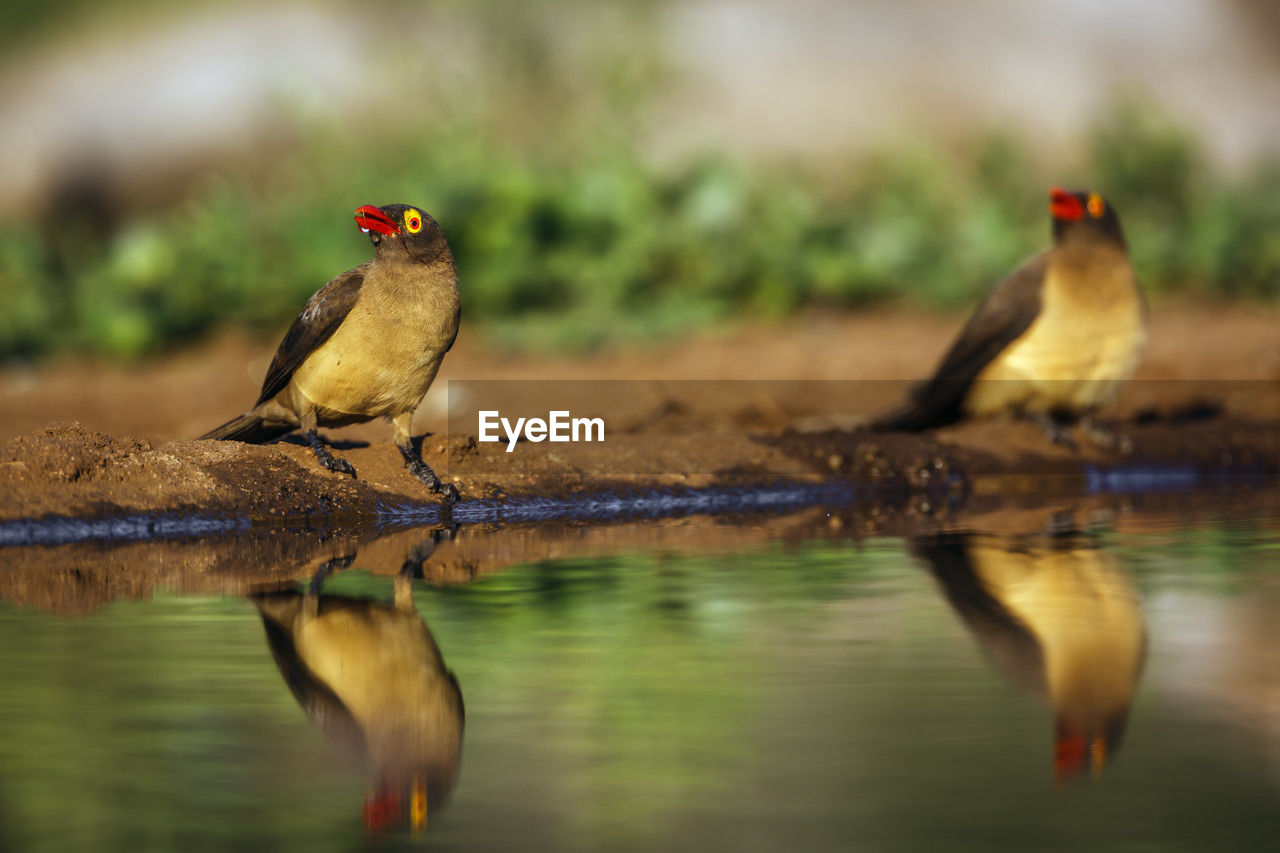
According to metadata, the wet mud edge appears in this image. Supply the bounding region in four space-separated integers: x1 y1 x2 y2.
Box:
0 414 1276 547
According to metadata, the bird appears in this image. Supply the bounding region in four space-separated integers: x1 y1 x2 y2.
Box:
251 559 464 834
201 203 461 500
875 187 1145 448
912 530 1147 782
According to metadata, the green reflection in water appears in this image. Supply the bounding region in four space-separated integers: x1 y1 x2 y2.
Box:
0 528 1276 851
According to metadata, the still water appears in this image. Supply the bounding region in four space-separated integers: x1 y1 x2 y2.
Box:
1 508 1277 850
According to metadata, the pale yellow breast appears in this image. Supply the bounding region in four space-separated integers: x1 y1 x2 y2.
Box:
289 267 459 422
294 609 461 766
968 256 1144 416
973 545 1144 721
291 307 445 421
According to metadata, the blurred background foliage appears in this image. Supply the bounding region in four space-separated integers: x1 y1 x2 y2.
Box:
0 0 1277 361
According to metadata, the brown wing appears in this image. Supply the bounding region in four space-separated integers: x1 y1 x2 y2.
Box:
876 252 1048 430
256 265 368 405
252 593 368 759
910 534 1047 699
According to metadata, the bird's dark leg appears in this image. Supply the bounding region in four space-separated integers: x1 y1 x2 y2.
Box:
399 527 455 579
304 430 357 477
1043 510 1079 539
393 412 459 501
394 528 456 611
300 409 356 478
308 553 357 596
1079 416 1134 455
1029 412 1077 448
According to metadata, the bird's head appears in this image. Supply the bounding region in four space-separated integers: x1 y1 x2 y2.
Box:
353 203 450 263
1048 187 1126 249
363 772 431 836
1053 714 1129 783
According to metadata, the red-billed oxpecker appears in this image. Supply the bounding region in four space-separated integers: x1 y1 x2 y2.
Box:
876 188 1144 449
203 204 460 500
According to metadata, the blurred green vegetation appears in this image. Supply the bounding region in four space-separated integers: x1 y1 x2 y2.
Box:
1 97 1278 362
0 0 148 52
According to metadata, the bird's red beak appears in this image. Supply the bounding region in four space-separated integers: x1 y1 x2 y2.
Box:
354 204 400 236
363 785 402 834
1055 728 1108 783
1054 732 1088 782
1049 187 1084 222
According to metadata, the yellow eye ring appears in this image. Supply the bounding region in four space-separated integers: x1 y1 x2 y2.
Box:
405 209 423 234
1087 195 1105 218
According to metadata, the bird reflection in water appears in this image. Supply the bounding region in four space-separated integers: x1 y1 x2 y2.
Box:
250 536 463 834
912 528 1146 782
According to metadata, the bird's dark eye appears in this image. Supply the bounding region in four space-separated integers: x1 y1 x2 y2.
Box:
405 209 424 234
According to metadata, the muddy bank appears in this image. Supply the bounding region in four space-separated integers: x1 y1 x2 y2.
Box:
3 478 1275 615
0 306 1275 530
1 401 1276 530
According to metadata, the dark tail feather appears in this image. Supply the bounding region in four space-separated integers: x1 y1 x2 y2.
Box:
200 411 293 444
871 379 968 432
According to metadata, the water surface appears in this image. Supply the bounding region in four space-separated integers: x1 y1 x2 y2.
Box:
0 505 1277 850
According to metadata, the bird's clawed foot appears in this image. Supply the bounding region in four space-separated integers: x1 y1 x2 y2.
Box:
305 429 357 478
395 528 456 611
308 553 356 596
1080 418 1134 455
398 442 460 502
412 461 460 502
322 454 357 478
1030 413 1077 449
1027 413 1133 454
399 527 456 580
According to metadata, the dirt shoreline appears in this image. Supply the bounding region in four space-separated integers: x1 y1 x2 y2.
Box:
0 306 1276 528
0 406 1275 527
4 474 1275 615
